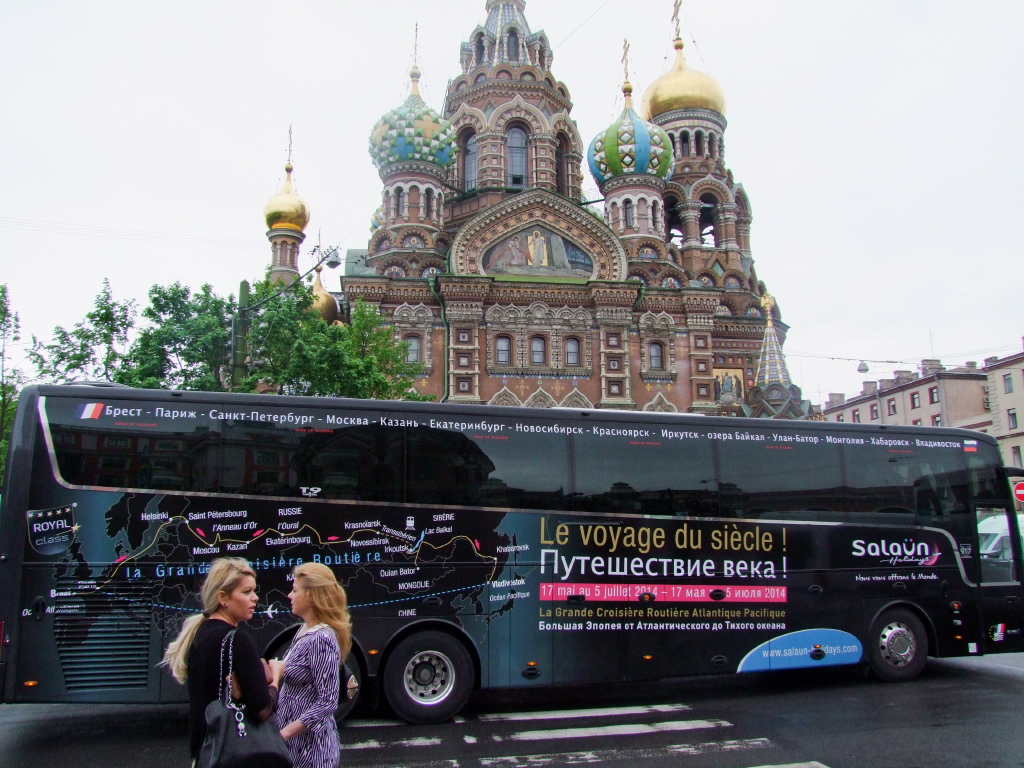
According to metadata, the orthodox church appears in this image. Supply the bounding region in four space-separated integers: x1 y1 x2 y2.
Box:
261 0 811 418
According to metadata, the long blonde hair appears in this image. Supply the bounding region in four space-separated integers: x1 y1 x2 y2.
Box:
161 558 257 683
293 562 352 658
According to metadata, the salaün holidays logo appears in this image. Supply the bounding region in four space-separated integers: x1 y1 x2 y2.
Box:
78 403 104 419
963 439 978 453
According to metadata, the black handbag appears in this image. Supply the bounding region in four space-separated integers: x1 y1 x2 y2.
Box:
197 629 292 768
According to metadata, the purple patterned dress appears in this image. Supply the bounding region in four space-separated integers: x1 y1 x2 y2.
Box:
277 624 341 768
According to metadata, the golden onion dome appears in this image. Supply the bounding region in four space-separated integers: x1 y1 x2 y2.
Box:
311 266 338 323
640 38 726 119
264 163 310 232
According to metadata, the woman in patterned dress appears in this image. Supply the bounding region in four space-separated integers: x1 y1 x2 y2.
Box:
270 563 352 768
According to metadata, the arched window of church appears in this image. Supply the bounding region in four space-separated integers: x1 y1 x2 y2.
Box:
538 46 547 69
652 201 660 234
507 30 519 61
624 199 635 229
649 342 664 370
476 33 486 65
695 131 705 157
699 192 718 246
530 336 546 366
507 126 528 188
680 131 691 157
424 189 433 220
462 133 478 192
565 338 581 367
708 133 716 158
496 335 512 364
394 187 404 218
405 335 421 364
555 134 569 196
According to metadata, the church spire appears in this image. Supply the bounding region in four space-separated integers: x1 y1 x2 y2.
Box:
754 294 792 387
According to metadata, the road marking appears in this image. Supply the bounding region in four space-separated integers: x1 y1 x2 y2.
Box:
748 763 831 768
669 737 774 755
347 737 442 749
478 703 691 722
477 740 776 767
497 718 730 742
344 718 404 728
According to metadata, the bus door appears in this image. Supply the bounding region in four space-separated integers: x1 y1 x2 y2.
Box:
975 504 1024 653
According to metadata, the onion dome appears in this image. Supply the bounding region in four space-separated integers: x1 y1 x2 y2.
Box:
263 163 310 232
369 205 384 234
311 266 338 324
369 65 457 170
588 82 674 185
640 38 726 119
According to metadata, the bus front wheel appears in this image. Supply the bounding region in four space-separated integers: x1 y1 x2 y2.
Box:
384 631 474 724
868 608 928 682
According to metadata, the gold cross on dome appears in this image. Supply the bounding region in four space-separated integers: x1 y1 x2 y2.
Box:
414 116 439 139
672 0 682 38
621 39 630 83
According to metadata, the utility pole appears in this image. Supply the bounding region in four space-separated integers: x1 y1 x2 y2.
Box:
230 280 250 390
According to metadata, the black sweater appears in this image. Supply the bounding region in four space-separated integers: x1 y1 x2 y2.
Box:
186 619 276 758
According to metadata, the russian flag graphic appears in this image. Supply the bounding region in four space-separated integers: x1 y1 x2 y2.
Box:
963 439 978 453
79 403 104 419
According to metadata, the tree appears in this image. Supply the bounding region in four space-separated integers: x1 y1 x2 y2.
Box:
118 282 234 390
30 279 136 383
336 298 429 400
0 285 25 480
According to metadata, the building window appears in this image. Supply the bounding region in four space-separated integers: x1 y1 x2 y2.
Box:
1005 373 1015 394
457 329 471 343
475 33 486 65
931 414 942 427
565 338 581 367
530 336 546 366
608 356 621 371
393 187 404 218
423 189 433 220
910 392 921 409
462 133 478 191
1010 409 1019 430
496 335 512 364
696 360 708 373
458 353 471 368
887 398 897 416
555 135 568 196
912 419 922 426
694 336 707 349
697 384 709 398
1012 446 1022 468
852 409 860 423
507 127 528 188
836 414 844 422
405 335 421 363
507 30 519 60
870 403 879 420
457 377 472 393
606 333 620 348
624 200 635 228
649 342 664 370
608 381 623 396
928 386 939 404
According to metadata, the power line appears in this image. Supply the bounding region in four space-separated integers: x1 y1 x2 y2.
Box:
0 217 266 252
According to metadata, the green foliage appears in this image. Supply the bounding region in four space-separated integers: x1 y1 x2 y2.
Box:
0 285 25 481
118 282 234 390
30 279 136 383
337 298 430 400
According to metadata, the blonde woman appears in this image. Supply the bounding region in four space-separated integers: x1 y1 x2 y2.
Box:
162 557 282 764
269 562 352 768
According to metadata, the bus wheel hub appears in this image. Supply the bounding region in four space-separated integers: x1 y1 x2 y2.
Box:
404 651 454 703
879 622 916 666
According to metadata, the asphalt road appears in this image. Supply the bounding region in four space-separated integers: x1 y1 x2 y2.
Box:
3 654 1024 768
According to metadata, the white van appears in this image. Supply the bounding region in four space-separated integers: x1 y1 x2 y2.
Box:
978 514 1024 559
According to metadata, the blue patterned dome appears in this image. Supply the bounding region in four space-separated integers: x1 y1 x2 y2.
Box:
588 82 674 185
369 205 384 234
369 66 457 170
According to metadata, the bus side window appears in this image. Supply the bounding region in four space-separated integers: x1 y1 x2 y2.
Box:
716 431 843 519
571 425 717 517
977 507 1019 583
291 424 404 503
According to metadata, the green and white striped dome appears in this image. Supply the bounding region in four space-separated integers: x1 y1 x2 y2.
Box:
588 83 674 185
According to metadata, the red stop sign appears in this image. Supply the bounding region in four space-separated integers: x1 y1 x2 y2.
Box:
1015 481 1024 503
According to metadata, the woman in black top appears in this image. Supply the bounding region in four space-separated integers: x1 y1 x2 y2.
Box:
162 557 283 763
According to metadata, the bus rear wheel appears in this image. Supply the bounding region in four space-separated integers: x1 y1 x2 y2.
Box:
384 631 473 724
868 608 927 682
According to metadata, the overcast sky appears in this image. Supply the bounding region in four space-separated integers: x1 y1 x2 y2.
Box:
2 0 1021 405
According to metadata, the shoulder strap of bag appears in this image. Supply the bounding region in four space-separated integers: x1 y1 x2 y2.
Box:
218 628 238 706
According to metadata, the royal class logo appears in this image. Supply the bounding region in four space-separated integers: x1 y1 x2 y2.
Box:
851 538 940 566
78 403 104 419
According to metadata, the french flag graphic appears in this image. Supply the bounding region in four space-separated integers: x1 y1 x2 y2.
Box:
79 403 104 419
963 439 978 453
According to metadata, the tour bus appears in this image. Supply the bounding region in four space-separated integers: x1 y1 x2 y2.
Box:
1 383 1022 724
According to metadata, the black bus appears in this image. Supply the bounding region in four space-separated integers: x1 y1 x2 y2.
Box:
1 383 1021 723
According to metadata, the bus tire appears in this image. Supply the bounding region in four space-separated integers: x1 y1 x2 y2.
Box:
334 658 363 723
384 631 474 724
868 608 927 682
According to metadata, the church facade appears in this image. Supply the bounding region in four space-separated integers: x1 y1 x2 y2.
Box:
266 0 810 417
